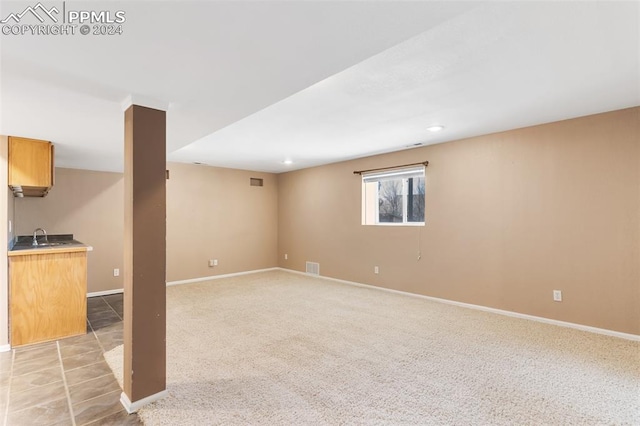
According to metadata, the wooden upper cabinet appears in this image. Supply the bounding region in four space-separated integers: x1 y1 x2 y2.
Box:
8 136 54 197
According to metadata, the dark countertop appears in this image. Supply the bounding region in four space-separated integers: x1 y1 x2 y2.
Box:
9 234 92 256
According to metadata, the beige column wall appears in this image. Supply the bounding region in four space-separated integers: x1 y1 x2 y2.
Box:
277 107 640 335
123 104 167 402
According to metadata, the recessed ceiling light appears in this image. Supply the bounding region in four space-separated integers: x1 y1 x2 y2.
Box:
283 159 293 165
427 125 444 132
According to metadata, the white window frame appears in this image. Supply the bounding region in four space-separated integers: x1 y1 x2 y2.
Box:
361 166 425 226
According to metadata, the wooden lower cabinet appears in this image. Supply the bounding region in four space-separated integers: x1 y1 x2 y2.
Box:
10 251 87 347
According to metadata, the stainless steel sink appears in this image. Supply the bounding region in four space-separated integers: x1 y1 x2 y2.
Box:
10 234 84 251
36 242 68 247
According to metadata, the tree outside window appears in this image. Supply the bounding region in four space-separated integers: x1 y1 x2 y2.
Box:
378 177 425 223
362 167 425 226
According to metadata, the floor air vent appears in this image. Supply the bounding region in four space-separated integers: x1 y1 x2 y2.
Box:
305 261 320 275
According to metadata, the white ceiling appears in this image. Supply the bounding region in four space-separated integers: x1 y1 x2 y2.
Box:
1 1 638 173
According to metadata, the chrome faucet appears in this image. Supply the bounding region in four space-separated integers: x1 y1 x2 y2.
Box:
32 228 48 246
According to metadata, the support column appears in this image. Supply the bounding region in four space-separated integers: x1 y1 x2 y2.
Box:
122 104 167 412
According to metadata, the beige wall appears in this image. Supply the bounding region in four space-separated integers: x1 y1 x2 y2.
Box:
7 107 638 334
166 162 278 281
13 163 279 292
277 107 640 335
15 168 125 294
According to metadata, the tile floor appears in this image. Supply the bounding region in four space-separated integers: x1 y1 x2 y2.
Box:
0 294 142 425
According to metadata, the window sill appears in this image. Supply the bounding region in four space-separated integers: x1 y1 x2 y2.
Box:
364 222 425 227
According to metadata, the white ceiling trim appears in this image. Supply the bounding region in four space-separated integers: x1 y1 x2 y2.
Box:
121 95 169 112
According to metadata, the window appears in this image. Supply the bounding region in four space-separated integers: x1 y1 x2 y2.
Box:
361 166 425 225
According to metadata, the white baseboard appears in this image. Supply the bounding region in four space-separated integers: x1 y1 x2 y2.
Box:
0 344 10 353
87 288 124 298
278 268 640 342
120 389 168 414
88 268 280 295
167 267 280 287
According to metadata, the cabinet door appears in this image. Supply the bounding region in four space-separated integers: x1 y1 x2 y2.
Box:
10 252 87 346
8 137 53 188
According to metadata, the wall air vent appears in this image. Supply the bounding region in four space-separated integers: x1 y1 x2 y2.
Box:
250 178 264 187
305 261 320 276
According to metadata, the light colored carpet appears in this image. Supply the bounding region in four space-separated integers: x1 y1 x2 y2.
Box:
105 344 123 389
104 270 639 425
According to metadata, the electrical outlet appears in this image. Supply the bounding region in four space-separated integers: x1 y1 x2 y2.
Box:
553 290 562 302
284 254 288 260
113 268 120 277
213 259 218 266
208 259 214 267
374 266 379 274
